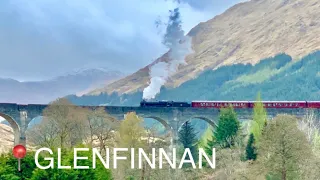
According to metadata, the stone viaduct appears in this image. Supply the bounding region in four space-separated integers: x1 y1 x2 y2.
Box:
0 103 316 147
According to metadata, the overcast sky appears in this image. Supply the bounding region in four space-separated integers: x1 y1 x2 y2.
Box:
0 0 242 81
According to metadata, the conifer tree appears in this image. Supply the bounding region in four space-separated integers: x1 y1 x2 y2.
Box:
245 133 257 160
198 126 213 149
205 135 216 156
258 115 313 179
250 92 267 143
208 106 240 149
178 121 198 161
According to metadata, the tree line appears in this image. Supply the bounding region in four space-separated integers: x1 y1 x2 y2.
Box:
1 93 320 179
178 92 320 179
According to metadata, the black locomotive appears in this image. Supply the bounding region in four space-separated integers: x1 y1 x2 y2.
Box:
140 100 191 107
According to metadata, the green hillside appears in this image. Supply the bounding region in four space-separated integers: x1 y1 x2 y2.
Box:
68 51 320 106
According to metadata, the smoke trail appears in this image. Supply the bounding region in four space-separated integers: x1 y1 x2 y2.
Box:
142 8 193 100
142 62 168 100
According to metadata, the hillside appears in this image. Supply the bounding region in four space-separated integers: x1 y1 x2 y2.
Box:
0 124 13 154
89 0 320 95
68 51 320 106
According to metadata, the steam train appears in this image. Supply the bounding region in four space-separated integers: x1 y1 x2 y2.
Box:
140 100 191 107
140 100 320 108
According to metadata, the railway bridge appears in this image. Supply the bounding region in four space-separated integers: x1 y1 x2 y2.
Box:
0 103 317 146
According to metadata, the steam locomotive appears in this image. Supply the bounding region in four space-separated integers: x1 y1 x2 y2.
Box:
140 100 191 107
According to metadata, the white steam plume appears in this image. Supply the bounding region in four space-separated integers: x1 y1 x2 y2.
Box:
143 8 193 100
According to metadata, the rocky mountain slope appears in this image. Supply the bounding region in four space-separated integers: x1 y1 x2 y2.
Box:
89 0 320 95
0 69 124 104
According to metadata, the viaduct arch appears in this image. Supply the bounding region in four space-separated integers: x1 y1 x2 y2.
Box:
0 113 20 145
144 116 172 133
0 103 313 148
187 116 217 127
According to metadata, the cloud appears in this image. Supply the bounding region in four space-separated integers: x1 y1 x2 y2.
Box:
0 0 241 81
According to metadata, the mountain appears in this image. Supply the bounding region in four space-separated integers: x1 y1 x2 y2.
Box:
89 0 320 95
0 69 124 104
67 51 320 106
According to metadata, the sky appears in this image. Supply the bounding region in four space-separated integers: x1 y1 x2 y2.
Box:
0 0 243 81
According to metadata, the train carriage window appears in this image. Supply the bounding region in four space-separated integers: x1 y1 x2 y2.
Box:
289 103 292 106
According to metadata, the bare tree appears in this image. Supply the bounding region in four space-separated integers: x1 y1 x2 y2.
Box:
298 109 320 157
28 98 89 149
298 109 320 142
87 107 118 153
27 119 60 148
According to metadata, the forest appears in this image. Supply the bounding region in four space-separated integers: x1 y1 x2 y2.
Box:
67 51 320 106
